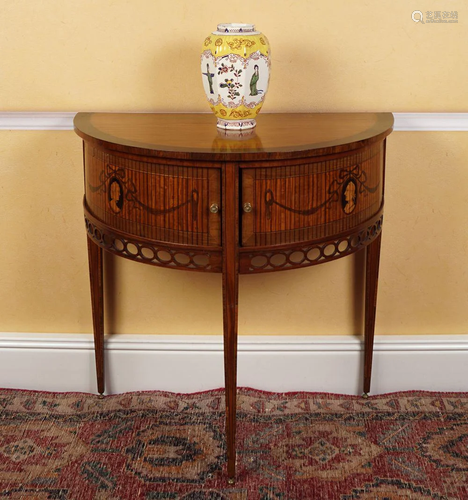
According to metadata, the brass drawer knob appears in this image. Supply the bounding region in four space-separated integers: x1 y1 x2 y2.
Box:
210 203 220 214
243 202 252 213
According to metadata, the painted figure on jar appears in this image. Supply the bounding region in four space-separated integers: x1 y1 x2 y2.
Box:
250 65 260 96
203 64 215 94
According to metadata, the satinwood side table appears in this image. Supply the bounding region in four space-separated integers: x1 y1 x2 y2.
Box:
74 112 393 482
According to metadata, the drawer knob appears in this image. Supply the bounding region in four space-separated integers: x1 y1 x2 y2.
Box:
243 202 253 213
210 203 220 214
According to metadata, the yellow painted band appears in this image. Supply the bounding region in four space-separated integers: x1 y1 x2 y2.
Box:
209 102 264 120
202 33 270 58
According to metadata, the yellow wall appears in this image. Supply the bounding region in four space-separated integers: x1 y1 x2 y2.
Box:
2 0 467 111
1 0 467 335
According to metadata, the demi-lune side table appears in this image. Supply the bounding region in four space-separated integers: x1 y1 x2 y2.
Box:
74 112 393 482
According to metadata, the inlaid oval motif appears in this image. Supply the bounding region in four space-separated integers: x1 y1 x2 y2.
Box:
108 177 124 214
341 178 357 215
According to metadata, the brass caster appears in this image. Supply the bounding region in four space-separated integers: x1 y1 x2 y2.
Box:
227 478 235 485
98 394 105 400
362 392 369 399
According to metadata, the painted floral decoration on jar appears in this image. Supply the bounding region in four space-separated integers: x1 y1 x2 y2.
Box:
201 23 271 130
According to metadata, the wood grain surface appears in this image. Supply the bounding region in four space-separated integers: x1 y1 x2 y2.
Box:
75 112 393 161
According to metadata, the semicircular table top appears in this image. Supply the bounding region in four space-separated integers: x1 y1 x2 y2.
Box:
74 112 394 160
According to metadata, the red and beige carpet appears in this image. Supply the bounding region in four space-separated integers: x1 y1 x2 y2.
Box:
0 388 467 499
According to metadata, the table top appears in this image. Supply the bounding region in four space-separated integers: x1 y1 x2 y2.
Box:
74 113 394 161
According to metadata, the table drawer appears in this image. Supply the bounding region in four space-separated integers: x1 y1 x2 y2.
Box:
84 145 221 247
241 141 384 247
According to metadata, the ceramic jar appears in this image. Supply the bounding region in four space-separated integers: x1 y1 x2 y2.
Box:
201 23 271 130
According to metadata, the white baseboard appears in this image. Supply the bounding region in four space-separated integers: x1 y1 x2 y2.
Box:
0 333 466 395
0 112 468 131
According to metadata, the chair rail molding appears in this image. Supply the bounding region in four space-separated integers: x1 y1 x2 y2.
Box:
0 112 77 130
0 112 468 131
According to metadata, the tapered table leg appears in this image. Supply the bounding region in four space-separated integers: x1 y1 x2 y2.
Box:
363 232 382 396
222 164 239 483
87 236 105 396
222 262 238 483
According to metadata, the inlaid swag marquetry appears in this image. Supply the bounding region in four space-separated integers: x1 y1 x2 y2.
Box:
85 142 383 249
84 145 221 246
241 142 384 246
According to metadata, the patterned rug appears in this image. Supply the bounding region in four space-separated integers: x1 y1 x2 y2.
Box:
0 388 467 499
